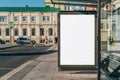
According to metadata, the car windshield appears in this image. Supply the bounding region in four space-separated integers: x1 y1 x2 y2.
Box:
19 38 27 40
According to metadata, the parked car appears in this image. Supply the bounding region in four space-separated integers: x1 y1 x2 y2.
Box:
16 37 36 45
0 39 5 44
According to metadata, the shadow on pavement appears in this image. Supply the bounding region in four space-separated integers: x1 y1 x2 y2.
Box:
0 50 58 56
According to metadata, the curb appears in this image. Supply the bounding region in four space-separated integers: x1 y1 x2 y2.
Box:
0 46 54 55
0 60 33 80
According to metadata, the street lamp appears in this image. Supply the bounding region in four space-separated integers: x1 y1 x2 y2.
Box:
9 21 13 44
8 11 14 44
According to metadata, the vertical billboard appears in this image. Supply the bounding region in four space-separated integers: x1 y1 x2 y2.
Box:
58 11 97 70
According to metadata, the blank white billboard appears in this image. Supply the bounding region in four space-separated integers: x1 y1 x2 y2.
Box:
60 14 95 67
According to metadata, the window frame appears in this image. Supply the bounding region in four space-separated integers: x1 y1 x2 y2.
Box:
0 16 7 22
14 28 19 36
23 28 27 36
31 16 36 22
42 16 46 21
23 16 27 21
47 16 50 21
48 28 53 36
14 16 19 21
40 28 44 36
6 28 9 36
31 28 35 36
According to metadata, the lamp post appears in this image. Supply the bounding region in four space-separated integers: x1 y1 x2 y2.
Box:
9 21 13 44
9 11 14 44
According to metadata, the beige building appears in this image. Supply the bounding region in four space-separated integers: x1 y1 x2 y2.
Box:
0 7 60 45
45 0 65 10
101 11 111 50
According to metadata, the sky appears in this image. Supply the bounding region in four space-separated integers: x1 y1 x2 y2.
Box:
0 0 44 7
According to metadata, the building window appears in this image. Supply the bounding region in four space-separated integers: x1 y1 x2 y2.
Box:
0 16 7 22
112 23 116 31
6 28 9 36
42 16 46 21
14 17 19 21
31 16 35 21
42 16 50 21
14 28 18 36
23 28 27 36
119 8 120 15
106 23 109 29
47 16 50 21
31 28 35 36
40 39 45 43
113 10 118 15
101 23 104 29
40 28 44 36
48 28 53 36
23 16 27 21
0 28 1 36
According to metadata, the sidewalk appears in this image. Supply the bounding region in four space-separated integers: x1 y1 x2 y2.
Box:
0 47 97 80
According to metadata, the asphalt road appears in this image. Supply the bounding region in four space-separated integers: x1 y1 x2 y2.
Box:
0 45 52 53
0 46 52 77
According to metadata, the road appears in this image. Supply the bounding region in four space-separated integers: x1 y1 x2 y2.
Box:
0 46 52 77
0 45 52 54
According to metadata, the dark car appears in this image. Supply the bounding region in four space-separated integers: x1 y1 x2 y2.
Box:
0 39 5 44
16 37 36 45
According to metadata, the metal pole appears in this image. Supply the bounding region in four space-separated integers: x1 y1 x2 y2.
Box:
9 12 12 44
10 25 12 44
97 0 101 80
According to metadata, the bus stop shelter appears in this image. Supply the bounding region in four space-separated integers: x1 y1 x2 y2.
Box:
50 0 120 80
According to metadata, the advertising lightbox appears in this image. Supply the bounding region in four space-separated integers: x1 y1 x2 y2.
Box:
58 11 97 70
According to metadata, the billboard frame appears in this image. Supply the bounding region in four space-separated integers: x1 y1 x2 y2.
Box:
58 11 97 70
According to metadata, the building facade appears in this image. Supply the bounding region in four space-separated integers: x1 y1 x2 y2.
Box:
0 7 60 45
112 0 120 41
45 0 65 10
101 0 120 50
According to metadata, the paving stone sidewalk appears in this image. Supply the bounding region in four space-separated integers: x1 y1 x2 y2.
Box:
22 52 97 80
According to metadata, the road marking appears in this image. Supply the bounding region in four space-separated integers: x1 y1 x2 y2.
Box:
0 68 14 70
0 60 33 80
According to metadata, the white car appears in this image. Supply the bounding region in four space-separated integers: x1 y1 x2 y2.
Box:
16 37 36 45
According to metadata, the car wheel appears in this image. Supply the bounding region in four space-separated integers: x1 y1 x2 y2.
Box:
19 43 23 45
30 42 34 45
